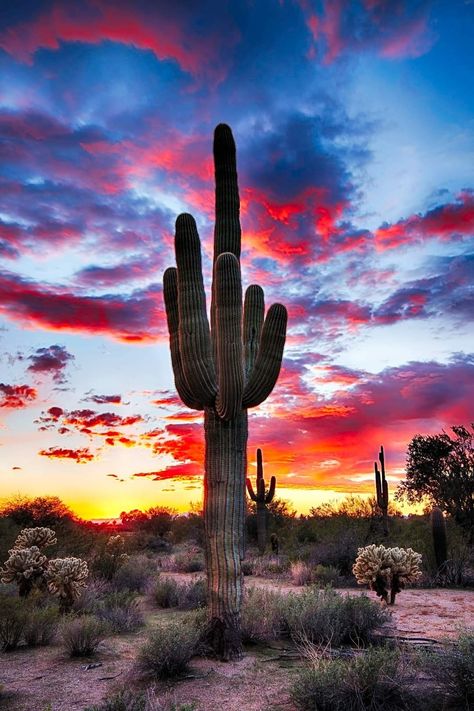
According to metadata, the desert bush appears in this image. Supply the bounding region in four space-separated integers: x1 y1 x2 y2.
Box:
0 595 28 651
24 602 60 646
112 554 155 592
245 555 288 578
73 577 111 614
312 564 341 587
284 589 388 647
151 577 179 608
241 587 286 644
172 551 204 573
137 618 200 679
292 646 412 710
176 577 207 610
423 633 474 709
93 591 144 633
85 687 197 711
291 560 313 586
61 614 107 656
310 534 360 577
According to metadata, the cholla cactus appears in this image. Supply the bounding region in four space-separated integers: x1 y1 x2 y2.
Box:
106 534 125 553
45 557 89 611
12 526 57 551
353 544 422 605
1 546 48 597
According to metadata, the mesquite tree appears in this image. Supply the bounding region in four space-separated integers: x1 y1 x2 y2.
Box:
246 448 276 554
163 124 287 659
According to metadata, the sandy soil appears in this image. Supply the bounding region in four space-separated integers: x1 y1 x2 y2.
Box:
1 580 473 711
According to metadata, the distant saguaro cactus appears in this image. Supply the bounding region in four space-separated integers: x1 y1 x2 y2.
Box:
163 124 287 659
374 445 389 536
431 507 448 572
246 448 276 554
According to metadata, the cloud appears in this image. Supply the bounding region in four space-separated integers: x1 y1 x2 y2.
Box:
0 383 37 408
27 344 75 383
83 393 123 405
38 446 96 463
0 269 164 342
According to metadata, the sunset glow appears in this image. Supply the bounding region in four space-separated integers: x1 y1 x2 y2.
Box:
1 1 473 519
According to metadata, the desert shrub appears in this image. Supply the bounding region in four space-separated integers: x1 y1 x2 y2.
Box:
310 534 361 577
93 591 144 633
0 595 28 651
172 551 204 573
24 602 60 646
85 687 197 711
246 555 289 578
176 577 207 610
312 564 341 587
112 554 155 592
423 633 474 709
241 587 286 644
292 646 412 711
284 589 388 647
73 577 111 614
291 561 313 586
152 577 179 608
137 618 200 679
61 614 107 656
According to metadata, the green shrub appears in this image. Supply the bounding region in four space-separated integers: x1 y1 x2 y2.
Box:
172 551 204 573
241 587 286 644
424 633 474 709
61 614 108 656
112 554 154 592
176 577 207 610
292 646 412 711
93 591 144 633
0 595 28 651
138 619 200 679
152 577 179 608
24 602 60 646
313 564 341 587
285 589 388 647
84 687 198 711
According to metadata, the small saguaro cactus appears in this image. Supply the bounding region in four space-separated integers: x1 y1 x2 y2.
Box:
163 124 287 659
374 445 389 536
246 448 276 554
431 507 448 574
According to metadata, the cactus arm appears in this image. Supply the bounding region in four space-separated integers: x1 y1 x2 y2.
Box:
382 478 389 507
215 253 244 420
243 285 264 378
243 303 287 408
375 462 382 504
175 213 217 404
163 267 204 410
246 478 257 501
256 448 263 480
265 476 276 503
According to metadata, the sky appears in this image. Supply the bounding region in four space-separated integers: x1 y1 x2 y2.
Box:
0 0 473 520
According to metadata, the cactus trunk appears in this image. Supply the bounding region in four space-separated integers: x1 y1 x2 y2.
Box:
204 408 247 658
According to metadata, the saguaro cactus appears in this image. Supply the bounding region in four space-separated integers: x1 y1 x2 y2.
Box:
246 448 276 554
431 506 448 573
163 124 287 659
374 445 389 536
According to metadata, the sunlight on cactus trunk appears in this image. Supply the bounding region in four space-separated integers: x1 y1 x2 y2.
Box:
163 125 287 659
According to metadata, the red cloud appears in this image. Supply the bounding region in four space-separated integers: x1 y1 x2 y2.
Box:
132 462 202 481
0 383 37 408
0 1 235 83
39 446 95 463
27 344 74 383
375 192 474 250
0 270 164 342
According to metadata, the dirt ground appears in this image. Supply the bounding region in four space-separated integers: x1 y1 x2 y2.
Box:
1 579 473 711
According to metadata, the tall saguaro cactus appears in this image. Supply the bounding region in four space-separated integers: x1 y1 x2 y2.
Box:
374 445 389 536
246 448 276 554
163 124 287 659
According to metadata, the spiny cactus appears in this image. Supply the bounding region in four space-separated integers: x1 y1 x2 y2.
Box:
1 546 48 597
431 507 448 573
246 448 276 554
12 526 57 551
374 445 389 535
163 124 287 659
45 557 89 611
353 544 422 605
270 533 279 555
